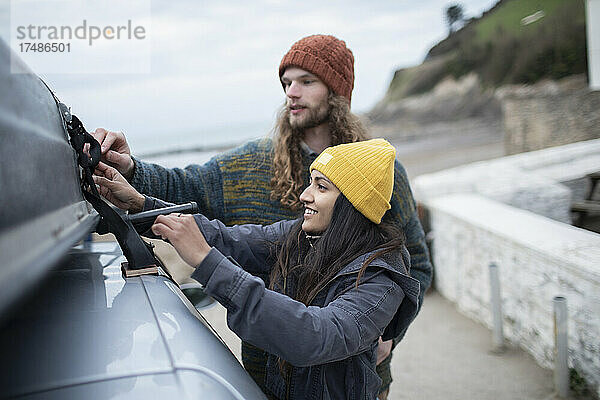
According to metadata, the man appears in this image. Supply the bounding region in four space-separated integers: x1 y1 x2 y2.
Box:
93 34 432 399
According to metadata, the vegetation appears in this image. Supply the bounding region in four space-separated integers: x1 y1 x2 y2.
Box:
383 55 451 103
569 367 592 398
472 0 569 44
446 0 586 85
445 4 465 33
385 0 587 101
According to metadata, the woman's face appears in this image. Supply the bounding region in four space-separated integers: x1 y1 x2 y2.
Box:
299 170 341 234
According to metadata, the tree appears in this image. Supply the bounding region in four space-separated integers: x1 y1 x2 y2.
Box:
445 4 464 33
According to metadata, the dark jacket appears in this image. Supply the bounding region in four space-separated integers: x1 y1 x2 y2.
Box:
131 139 431 308
187 214 421 400
133 139 432 393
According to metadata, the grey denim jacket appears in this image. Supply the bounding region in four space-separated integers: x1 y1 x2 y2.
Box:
184 213 421 400
142 196 420 399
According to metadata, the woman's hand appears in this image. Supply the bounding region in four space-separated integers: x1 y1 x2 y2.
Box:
151 214 212 267
377 337 393 365
93 162 145 212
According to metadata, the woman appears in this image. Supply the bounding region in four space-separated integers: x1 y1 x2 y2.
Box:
94 138 420 400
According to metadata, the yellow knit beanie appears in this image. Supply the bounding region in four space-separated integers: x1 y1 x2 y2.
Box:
310 138 396 224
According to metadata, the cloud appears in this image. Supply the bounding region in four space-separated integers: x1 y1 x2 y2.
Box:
2 0 499 151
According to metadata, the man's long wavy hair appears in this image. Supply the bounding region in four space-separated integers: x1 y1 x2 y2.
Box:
270 93 370 210
268 194 406 373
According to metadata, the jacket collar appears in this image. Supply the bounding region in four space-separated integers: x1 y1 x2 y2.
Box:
300 140 319 157
336 249 407 277
335 248 421 341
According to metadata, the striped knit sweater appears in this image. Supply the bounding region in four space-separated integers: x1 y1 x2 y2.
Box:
130 137 432 391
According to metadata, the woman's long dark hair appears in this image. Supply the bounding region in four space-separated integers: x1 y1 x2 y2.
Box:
268 194 405 374
269 194 405 306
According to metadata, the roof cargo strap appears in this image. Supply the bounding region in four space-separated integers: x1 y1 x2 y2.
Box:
58 103 102 197
57 101 162 276
38 76 162 277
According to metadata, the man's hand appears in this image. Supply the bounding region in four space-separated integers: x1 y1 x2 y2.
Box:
151 214 212 267
377 337 393 365
93 162 145 212
91 128 135 179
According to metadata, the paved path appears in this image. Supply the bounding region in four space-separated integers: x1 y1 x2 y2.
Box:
389 291 559 400
200 290 568 400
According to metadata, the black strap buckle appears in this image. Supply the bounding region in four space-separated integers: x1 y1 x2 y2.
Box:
57 101 161 276
39 78 163 276
58 103 101 197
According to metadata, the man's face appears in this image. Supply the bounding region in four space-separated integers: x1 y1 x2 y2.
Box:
281 67 329 130
299 169 340 234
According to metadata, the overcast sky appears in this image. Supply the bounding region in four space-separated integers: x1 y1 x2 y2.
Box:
1 0 497 151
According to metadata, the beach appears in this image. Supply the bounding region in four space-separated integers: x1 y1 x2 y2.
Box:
141 119 505 179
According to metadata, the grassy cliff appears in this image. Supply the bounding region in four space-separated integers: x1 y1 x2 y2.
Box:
382 0 587 104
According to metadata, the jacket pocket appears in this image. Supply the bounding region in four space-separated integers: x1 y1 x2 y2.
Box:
320 350 380 400
356 345 382 399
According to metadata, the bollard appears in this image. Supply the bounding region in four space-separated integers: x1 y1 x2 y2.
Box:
488 263 504 351
553 296 570 398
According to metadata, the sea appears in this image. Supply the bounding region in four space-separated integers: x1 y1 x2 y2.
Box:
127 120 272 168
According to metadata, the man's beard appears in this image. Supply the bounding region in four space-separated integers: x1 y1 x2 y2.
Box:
288 101 329 130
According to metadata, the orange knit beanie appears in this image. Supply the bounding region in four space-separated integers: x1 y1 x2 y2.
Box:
279 34 355 104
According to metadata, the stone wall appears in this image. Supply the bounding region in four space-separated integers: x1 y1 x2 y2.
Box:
426 193 600 397
413 139 600 396
499 76 600 155
413 139 600 223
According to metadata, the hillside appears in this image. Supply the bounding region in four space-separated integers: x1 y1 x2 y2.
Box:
366 0 590 159
379 0 587 104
